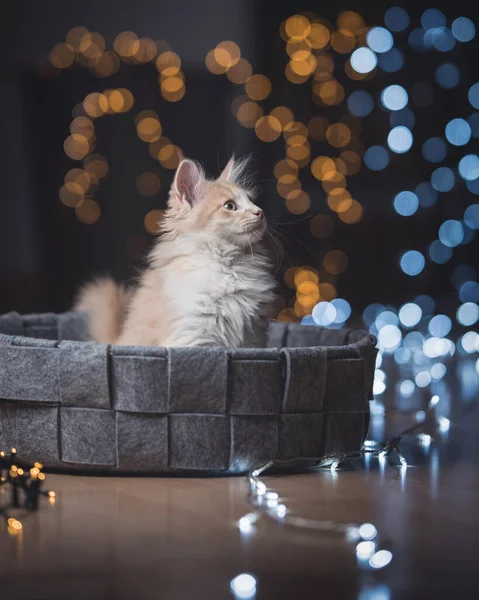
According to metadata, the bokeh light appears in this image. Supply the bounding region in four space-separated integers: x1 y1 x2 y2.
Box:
431 167 455 192
468 83 479 109
367 27 394 54
400 250 425 276
350 47 377 74
387 126 413 153
381 85 408 111
394 191 418 216
421 9 446 30
445 118 472 146
429 240 453 264
364 146 389 171
439 220 464 247
452 17 476 42
347 90 374 117
422 138 447 163
384 7 410 32
416 182 438 207
457 302 479 326
464 204 479 229
458 155 479 180
378 48 404 73
435 63 460 89
399 303 422 328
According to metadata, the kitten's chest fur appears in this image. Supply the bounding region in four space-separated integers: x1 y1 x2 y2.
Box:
154 237 276 347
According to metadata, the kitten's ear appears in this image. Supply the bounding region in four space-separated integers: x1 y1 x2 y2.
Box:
172 159 203 205
219 154 236 181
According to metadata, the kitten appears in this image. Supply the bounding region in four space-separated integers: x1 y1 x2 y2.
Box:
75 156 276 348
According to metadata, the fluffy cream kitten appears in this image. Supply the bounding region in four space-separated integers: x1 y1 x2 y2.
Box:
75 156 276 348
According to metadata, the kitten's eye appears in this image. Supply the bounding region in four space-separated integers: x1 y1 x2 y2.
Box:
223 200 237 211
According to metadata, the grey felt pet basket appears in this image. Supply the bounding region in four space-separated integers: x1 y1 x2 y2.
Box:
0 311 377 475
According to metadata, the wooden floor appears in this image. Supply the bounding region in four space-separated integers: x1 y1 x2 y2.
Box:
1 357 478 599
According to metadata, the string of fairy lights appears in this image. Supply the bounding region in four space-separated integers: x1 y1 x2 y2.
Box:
227 392 450 598
0 449 55 536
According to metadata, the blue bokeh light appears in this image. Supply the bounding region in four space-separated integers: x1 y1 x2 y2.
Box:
388 126 413 153
414 295 436 315
452 17 476 43
312 302 337 327
428 28 456 52
394 191 419 216
464 204 479 229
466 178 479 194
431 167 455 192
389 107 415 130
411 82 435 107
364 146 390 171
422 137 447 163
347 90 374 117
429 314 452 338
429 240 453 264
363 303 385 327
381 85 408 111
378 47 404 72
421 9 446 31
451 265 476 290
459 281 479 303
460 222 475 245
398 303 422 328
469 84 479 109
331 298 352 324
367 27 394 53
408 28 427 52
457 302 479 326
376 309 399 330
458 155 479 180
468 113 479 138
415 182 438 207
445 118 472 146
350 47 378 74
439 220 464 247
435 63 460 89
400 250 425 276
385 7 410 32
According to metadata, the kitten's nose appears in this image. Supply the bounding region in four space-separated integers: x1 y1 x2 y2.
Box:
254 209 264 219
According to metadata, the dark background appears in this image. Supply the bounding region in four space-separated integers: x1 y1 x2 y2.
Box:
1 0 477 328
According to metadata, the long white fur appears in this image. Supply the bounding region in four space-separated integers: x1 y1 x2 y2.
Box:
76 156 276 348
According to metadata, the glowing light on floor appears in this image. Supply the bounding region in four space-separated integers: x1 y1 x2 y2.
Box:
230 574 257 599
369 549 393 569
356 541 376 559
359 523 378 540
